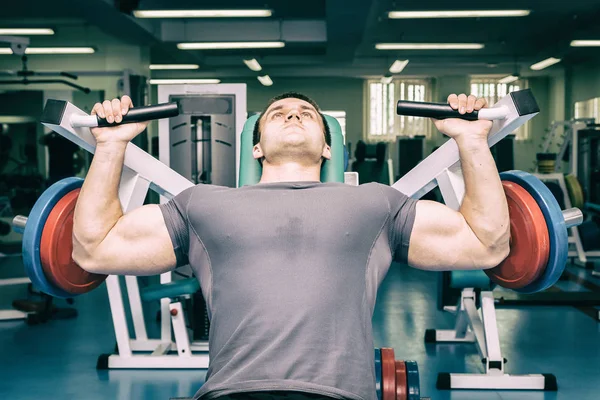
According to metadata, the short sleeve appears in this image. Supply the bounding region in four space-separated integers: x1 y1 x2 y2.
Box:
158 187 195 267
379 185 418 263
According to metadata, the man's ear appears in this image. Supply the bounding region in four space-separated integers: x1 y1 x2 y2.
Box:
321 144 332 160
253 144 264 160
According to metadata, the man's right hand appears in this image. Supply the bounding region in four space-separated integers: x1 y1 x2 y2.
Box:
90 95 149 144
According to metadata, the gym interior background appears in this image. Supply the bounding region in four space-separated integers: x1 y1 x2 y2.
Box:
1 0 600 399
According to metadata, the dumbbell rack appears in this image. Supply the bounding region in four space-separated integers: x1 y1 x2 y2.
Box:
393 90 556 390
41 101 210 369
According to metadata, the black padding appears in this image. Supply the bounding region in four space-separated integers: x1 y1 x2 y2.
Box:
397 100 479 121
40 99 68 125
543 374 558 391
510 89 540 116
436 373 451 390
424 329 437 343
96 354 110 370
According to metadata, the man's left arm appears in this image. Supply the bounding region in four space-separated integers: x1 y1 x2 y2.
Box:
406 94 510 271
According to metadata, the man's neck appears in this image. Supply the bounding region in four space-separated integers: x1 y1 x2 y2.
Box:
259 161 321 183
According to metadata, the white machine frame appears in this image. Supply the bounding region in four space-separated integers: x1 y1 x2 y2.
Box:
394 91 555 390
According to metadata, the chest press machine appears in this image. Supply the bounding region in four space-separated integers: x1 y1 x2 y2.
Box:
12 89 582 395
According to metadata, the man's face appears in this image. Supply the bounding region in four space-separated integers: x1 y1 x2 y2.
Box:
253 98 331 165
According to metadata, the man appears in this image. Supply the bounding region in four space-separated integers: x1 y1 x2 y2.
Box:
73 92 510 400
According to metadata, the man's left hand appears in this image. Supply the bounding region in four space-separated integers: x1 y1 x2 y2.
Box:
433 94 493 144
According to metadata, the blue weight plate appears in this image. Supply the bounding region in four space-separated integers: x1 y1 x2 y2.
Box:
404 360 420 400
500 171 568 293
22 177 84 298
374 348 382 400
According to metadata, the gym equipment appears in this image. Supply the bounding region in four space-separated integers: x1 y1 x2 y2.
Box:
40 188 106 295
565 174 585 210
544 181 566 209
395 361 407 400
395 91 578 391
501 170 580 293
380 347 396 400
20 177 84 298
536 153 556 173
405 360 420 400
374 348 382 400
484 181 550 289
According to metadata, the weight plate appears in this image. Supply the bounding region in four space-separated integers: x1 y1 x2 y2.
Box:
380 348 396 400
500 171 569 293
374 348 382 400
404 360 420 400
22 177 84 298
395 360 407 400
485 181 550 289
40 189 107 295
565 174 585 209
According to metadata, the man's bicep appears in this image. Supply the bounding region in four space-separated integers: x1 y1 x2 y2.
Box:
92 204 178 276
406 200 490 271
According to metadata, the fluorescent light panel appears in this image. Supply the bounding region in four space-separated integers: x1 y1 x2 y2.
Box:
530 57 561 71
498 75 519 84
134 9 272 18
389 59 409 73
0 47 94 54
381 76 393 84
0 28 54 35
376 43 484 50
570 40 600 47
257 75 273 86
178 42 284 50
388 10 530 19
243 58 262 71
149 79 221 85
149 64 199 70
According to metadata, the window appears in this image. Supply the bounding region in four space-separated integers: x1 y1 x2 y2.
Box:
322 110 346 142
574 97 600 120
470 77 530 140
366 79 432 141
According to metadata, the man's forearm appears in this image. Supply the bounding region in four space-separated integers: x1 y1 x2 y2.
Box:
72 142 127 260
457 137 510 251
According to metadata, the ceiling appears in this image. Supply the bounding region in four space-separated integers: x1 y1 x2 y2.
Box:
2 0 600 79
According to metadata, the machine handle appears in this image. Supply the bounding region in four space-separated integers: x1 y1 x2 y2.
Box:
396 100 509 121
70 102 180 128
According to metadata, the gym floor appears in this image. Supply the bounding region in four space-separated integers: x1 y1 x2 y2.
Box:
0 255 599 400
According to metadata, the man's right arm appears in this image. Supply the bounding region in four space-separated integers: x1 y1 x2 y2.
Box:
72 97 177 276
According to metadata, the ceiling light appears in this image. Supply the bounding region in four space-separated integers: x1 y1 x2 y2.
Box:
380 76 393 84
389 59 409 73
243 58 262 71
375 43 484 50
388 10 530 19
498 75 519 84
0 47 95 54
570 40 600 47
530 57 561 71
134 9 272 18
149 79 221 85
178 42 284 50
257 75 273 86
0 28 54 35
149 64 199 70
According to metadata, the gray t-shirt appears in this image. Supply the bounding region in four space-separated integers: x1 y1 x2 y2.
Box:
159 181 417 400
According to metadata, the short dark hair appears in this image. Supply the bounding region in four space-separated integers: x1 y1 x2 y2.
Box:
252 92 331 147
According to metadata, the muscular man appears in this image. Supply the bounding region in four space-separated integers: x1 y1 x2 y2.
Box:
72 92 509 400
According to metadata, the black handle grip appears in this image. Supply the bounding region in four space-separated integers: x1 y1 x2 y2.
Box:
96 102 180 127
396 100 479 121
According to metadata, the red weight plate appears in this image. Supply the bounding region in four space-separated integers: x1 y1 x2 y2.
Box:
485 181 550 289
380 348 396 400
40 189 107 295
395 360 407 400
